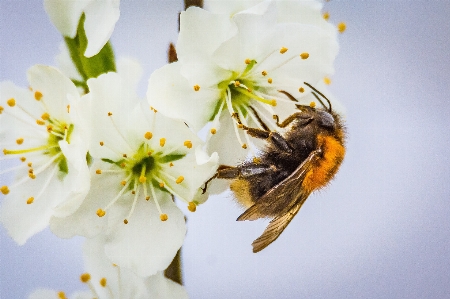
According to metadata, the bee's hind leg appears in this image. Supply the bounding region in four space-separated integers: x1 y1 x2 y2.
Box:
242 126 293 153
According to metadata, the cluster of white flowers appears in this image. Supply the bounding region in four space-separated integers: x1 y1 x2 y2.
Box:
0 0 341 297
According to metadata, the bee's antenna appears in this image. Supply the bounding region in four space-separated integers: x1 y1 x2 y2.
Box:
304 82 332 113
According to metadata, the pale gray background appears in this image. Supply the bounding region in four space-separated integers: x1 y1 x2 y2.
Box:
1 0 450 298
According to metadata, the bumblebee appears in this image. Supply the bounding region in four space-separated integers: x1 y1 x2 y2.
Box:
203 83 346 253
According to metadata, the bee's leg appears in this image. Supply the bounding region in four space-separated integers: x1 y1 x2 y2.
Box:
273 113 312 128
201 165 236 194
242 126 293 153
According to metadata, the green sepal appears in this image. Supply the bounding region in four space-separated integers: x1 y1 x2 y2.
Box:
159 154 186 164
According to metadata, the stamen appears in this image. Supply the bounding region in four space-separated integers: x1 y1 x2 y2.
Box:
16 138 24 145
0 106 4 114
267 78 273 84
34 91 43 101
169 162 174 167
338 22 347 33
20 157 26 162
27 197 34 204
280 47 288 54
66 105 70 113
300 52 310 60
188 201 197 212
160 138 166 147
122 153 127 158
310 102 316 108
108 112 113 116
160 214 168 221
237 109 257 156
123 182 140 224
159 182 165 188
36 119 45 126
193 85 200 91
149 184 167 221
57 291 68 299
234 87 276 106
323 12 330 20
144 132 153 140
210 128 217 134
139 164 147 183
245 58 251 64
1 186 10 195
96 209 106 217
100 141 104 146
261 70 267 76
299 87 305 93
41 112 50 120
247 104 276 131
7 98 16 107
96 169 102 174
183 140 192 149
324 77 332 85
100 278 107 287
176 176 184 184
102 174 132 211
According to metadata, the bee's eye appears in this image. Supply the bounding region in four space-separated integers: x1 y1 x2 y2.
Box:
318 111 335 129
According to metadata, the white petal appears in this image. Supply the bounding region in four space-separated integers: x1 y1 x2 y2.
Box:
145 272 189 299
83 0 120 57
117 57 144 92
44 0 91 38
27 65 80 121
55 42 83 81
147 62 222 132
28 289 60 299
104 198 186 277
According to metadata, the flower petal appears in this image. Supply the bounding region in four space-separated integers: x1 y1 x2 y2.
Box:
44 0 91 38
145 272 189 299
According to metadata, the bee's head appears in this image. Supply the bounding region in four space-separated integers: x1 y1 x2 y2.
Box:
295 104 336 130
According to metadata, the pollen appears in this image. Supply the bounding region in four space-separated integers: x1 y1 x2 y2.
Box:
146 196 150 201
144 131 153 140
160 213 168 221
27 197 34 204
122 153 127 158
193 85 200 91
100 141 104 146
121 180 127 186
100 277 107 287
108 112 112 116
0 106 4 114
299 87 305 93
36 119 45 126
210 128 217 134
245 58 251 64
280 47 288 54
7 98 16 107
67 105 70 113
324 77 332 85
123 219 129 224
253 157 261 164
80 273 91 283
139 176 147 183
338 22 347 33
234 81 241 87
188 202 197 212
323 12 330 20
159 182 165 188
300 52 310 60
28 168 34 173
160 138 166 147
242 144 247 149
47 125 53 132
176 176 184 184
150 106 158 113
16 138 24 145
96 209 106 217
1 186 10 195
271 100 277 106
184 140 193 149
96 169 102 174
310 102 316 108
41 112 50 120
27 162 32 167
34 91 43 101
268 78 273 84
169 162 174 167
20 157 26 162
29 174 36 179
131 190 136 195
261 70 267 76
57 291 68 299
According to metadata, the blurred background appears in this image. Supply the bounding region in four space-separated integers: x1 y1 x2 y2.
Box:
1 0 450 298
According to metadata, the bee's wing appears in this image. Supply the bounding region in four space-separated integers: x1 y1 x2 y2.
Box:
251 200 305 253
237 149 321 221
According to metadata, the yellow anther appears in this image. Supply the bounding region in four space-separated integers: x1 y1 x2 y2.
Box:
323 12 330 20
36 119 45 126
28 168 34 174
188 202 197 212
27 197 34 204
123 219 129 224
147 151 152 156
268 78 273 84
20 157 26 162
121 180 127 186
234 81 241 87
184 140 193 149
29 174 36 179
100 278 107 287
1 186 10 195
34 91 43 101
242 144 247 149
261 70 267 76
324 77 332 85
47 125 53 132
299 87 305 93
122 153 127 158
159 182 165 188
193 85 200 91
271 99 277 106
210 128 217 134
16 138 24 145
310 102 316 108
96 169 102 174
27 162 32 167
300 52 309 60
176 176 184 184
108 112 112 116
57 291 68 299
160 214 168 221
7 98 16 107
338 22 347 33
253 157 261 164
145 196 150 201
144 132 153 140
80 273 91 283
150 106 158 113
169 162 174 167
0 106 4 114
139 176 147 183
66 105 70 113
99 141 104 146
160 138 166 147
131 190 136 195
96 209 106 217
280 47 288 54
41 112 50 120
245 58 251 64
